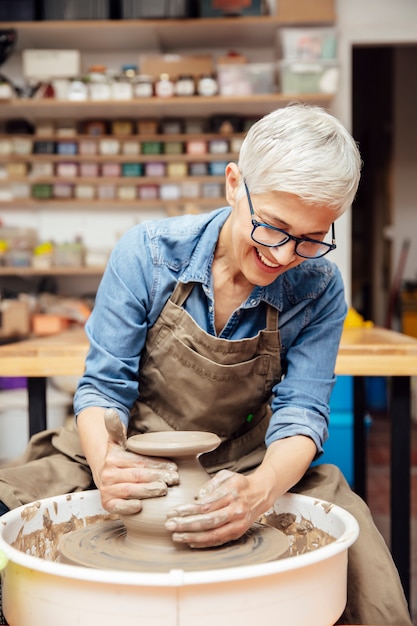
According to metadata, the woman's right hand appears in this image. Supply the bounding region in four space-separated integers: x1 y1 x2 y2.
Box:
78 408 179 516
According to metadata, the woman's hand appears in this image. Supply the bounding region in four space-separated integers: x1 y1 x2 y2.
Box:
165 469 259 548
164 436 317 548
77 408 179 517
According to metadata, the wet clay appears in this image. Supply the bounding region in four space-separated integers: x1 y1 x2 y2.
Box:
58 430 290 571
260 511 336 555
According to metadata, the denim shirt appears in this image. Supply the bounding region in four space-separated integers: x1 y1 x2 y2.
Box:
74 207 347 455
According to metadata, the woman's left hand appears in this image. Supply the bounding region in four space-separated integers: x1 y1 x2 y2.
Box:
164 469 258 548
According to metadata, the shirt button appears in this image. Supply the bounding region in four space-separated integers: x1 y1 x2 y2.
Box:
250 299 256 305
209 305 213 312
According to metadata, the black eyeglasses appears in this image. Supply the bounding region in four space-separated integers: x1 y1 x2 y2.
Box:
244 180 336 259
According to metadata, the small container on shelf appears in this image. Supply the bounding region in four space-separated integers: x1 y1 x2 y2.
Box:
75 184 95 200
208 161 227 176
56 162 78 178
10 183 31 199
35 121 55 136
184 118 206 134
80 162 99 177
97 184 116 200
53 182 73 198
33 140 55 155
30 162 54 178
167 162 188 178
230 137 244 153
133 75 154 99
161 118 184 134
54 238 85 267
160 183 181 200
6 163 28 178
111 120 134 136
12 138 33 156
155 74 175 98
142 142 163 155
68 79 88 102
145 162 166 177
0 139 12 156
122 140 141 155
111 65 135 101
181 181 200 198
279 27 338 61
208 138 229 154
197 74 218 97
137 120 159 134
138 184 159 200
121 163 143 177
117 185 137 200
278 60 339 94
56 141 78 156
83 120 108 136
32 183 53 199
189 162 208 176
175 75 196 97
99 138 121 155
186 140 207 155
202 182 223 198
79 140 98 156
88 65 112 102
163 141 183 155
101 162 121 177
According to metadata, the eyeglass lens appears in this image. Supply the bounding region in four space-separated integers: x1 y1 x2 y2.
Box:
251 225 332 258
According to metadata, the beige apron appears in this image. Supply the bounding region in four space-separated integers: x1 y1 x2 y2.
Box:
0 281 412 625
129 281 282 474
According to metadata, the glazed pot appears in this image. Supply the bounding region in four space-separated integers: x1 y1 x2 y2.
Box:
0 490 359 626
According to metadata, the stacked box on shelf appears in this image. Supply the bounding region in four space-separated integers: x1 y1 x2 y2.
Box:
0 0 37 20
278 27 339 95
41 0 111 19
120 0 189 18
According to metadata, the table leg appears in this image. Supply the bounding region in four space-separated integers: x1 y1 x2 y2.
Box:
390 375 411 605
353 376 367 501
27 377 47 437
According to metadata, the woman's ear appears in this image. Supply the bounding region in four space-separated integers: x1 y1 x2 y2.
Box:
224 162 241 207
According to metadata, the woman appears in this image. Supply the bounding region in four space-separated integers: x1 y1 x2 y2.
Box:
0 104 411 624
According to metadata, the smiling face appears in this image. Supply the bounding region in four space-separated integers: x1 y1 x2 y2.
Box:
220 163 337 288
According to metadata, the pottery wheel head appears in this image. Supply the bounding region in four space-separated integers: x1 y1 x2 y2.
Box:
125 431 222 458
58 520 290 573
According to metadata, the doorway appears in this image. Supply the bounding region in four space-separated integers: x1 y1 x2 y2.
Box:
351 46 394 326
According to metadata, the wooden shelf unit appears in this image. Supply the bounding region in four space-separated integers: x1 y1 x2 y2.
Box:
0 12 336 281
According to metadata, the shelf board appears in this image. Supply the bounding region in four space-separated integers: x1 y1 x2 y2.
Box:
0 266 105 277
0 94 333 120
0 153 237 163
0 197 224 209
4 16 335 52
2 175 225 184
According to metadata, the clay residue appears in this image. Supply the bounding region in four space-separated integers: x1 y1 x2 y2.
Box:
259 512 335 556
12 507 118 562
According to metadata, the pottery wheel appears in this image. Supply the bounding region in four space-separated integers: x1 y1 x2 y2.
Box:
58 520 290 572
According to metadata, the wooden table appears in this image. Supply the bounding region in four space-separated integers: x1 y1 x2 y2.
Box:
0 325 416 604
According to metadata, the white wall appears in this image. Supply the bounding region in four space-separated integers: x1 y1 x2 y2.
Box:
334 0 417 301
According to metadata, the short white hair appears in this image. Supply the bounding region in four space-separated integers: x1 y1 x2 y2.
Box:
237 103 362 215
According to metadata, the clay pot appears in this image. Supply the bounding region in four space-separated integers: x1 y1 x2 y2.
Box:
121 431 221 550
